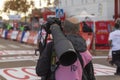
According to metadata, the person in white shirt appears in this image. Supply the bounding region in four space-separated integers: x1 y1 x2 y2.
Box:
108 23 120 75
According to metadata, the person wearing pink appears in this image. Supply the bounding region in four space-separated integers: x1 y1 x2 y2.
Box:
55 17 95 80
36 17 95 80
56 50 92 80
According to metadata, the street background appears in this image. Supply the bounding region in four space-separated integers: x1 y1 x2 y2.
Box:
0 38 120 80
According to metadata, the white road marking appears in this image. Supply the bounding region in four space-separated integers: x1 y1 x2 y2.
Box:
0 50 35 55
20 44 34 48
93 56 107 59
0 64 116 80
0 45 6 48
0 50 116 78
94 64 116 76
8 44 20 48
0 56 38 62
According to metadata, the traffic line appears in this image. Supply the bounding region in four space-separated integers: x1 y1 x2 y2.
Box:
20 44 34 48
8 44 20 48
0 45 6 48
93 56 108 59
0 64 116 80
94 64 116 76
0 56 38 62
0 50 35 56
0 44 34 49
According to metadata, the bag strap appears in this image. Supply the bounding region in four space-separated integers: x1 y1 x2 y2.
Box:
76 52 84 68
76 52 89 80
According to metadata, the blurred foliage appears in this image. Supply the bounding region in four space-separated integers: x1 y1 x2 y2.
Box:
53 0 59 6
0 16 2 20
3 0 34 14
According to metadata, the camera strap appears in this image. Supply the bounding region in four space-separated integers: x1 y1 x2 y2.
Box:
76 52 89 80
50 46 59 80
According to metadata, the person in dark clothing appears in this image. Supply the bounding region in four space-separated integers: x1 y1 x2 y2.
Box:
36 17 95 80
82 21 93 32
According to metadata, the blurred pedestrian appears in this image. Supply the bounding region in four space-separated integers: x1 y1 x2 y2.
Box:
19 25 24 31
108 23 120 75
82 21 93 32
115 18 120 25
112 18 120 31
4 23 12 39
35 24 47 55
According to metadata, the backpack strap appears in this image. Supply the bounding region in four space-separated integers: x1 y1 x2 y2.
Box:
76 51 89 80
76 51 84 68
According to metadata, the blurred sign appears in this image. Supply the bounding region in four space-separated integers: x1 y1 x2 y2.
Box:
8 15 21 20
56 9 64 18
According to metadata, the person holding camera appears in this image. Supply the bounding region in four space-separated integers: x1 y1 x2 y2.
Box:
36 17 95 80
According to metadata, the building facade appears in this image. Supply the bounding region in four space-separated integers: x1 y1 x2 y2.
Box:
57 0 120 21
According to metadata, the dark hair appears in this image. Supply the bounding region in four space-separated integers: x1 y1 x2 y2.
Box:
114 23 120 29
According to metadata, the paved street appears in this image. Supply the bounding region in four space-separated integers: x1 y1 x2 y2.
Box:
0 38 120 80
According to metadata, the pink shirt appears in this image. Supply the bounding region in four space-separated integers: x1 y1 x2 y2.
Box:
55 50 92 80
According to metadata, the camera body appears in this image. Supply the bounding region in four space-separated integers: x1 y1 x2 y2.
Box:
43 17 61 34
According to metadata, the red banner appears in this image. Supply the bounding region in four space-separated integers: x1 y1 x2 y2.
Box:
95 21 110 49
86 21 94 29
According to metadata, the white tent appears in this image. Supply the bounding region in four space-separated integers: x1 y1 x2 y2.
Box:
71 10 95 21
75 10 95 18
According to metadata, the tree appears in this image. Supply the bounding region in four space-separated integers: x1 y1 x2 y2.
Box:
3 0 34 15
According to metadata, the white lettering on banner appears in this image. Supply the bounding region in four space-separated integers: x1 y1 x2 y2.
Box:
0 66 41 80
97 29 108 34
99 23 107 27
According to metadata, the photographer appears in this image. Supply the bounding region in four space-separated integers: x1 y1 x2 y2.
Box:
36 17 95 80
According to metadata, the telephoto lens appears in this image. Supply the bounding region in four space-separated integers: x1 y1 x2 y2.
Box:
50 24 77 66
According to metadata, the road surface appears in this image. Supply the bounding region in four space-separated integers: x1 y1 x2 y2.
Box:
0 38 120 80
